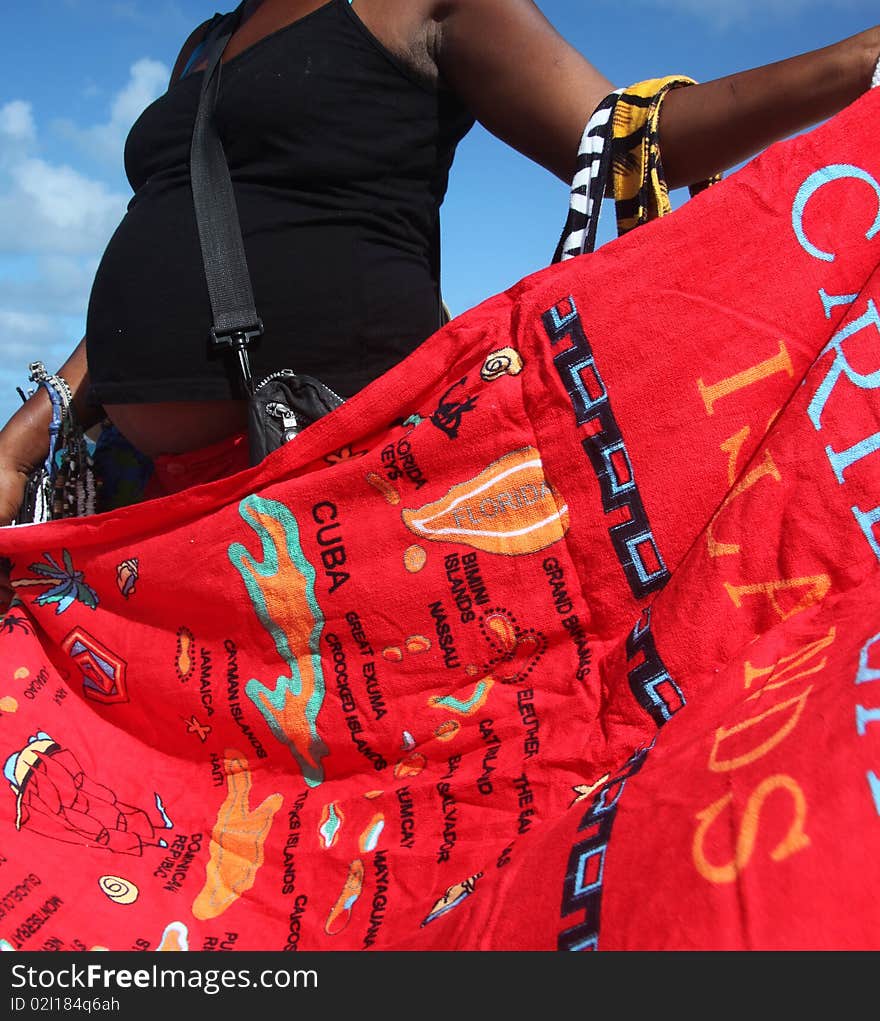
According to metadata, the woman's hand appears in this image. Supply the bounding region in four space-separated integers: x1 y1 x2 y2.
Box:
0 451 37 613
0 455 31 526
0 337 98 614
0 419 49 613
0 393 53 532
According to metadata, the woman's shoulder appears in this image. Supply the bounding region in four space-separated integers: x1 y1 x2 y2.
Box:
168 14 225 87
164 0 551 93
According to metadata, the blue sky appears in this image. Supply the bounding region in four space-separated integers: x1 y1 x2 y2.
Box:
0 0 877 426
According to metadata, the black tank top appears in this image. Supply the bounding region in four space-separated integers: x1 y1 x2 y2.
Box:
86 0 474 403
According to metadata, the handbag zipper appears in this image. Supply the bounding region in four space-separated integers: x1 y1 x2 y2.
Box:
265 401 299 444
254 368 296 391
253 368 346 406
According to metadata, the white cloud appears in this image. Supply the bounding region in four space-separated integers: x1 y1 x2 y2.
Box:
62 57 169 166
0 158 127 255
0 309 55 342
0 58 169 424
0 101 36 147
0 309 77 391
0 308 56 353
0 255 98 317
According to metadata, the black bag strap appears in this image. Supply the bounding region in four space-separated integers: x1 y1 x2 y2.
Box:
189 3 262 395
190 2 450 385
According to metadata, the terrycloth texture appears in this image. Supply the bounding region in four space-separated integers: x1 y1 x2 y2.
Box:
1 89 880 952
611 76 722 235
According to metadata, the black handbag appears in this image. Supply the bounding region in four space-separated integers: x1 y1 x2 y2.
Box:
190 10 344 466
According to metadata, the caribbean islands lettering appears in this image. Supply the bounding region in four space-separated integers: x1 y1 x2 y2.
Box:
209 752 225 788
34 933 85 953
312 502 350 594
21 666 51 702
435 781 458 864
8 895 64 950
282 791 308 896
225 639 268 760
345 610 387 721
203 932 240 951
153 832 204 894
345 610 374 657
542 557 592 680
381 437 429 490
517 687 540 759
428 600 461 669
197 646 215 718
325 633 387 771
396 786 416 849
444 552 491 624
513 772 536 834
0 873 42 923
362 850 390 949
282 791 310 950
286 893 309 952
477 718 502 795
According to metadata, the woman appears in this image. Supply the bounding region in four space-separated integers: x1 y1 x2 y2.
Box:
0 0 877 521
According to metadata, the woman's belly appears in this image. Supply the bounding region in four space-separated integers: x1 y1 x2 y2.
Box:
87 187 440 407
103 400 249 457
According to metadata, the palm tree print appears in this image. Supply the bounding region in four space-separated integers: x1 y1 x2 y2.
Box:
14 551 99 615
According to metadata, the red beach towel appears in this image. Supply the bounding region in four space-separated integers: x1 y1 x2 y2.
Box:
1 88 880 952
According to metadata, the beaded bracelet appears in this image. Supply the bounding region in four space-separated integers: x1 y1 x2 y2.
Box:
16 361 98 523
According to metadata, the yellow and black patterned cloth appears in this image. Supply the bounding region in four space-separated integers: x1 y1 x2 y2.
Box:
610 76 722 236
554 76 722 264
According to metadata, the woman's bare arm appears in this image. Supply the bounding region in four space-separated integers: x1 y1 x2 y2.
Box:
431 0 880 187
0 338 99 524
432 0 614 183
659 26 880 189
